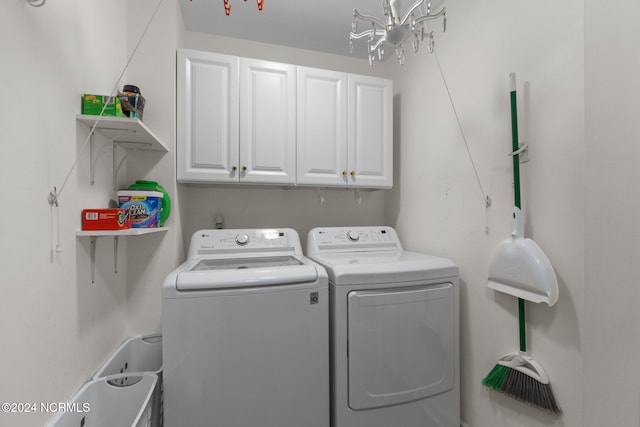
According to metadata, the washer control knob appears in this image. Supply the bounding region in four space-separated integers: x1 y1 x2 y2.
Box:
235 234 250 245
347 231 360 242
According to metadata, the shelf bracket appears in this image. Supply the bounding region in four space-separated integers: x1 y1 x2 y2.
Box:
90 132 97 186
90 132 132 188
114 235 119 274
90 236 97 283
113 143 130 191
89 235 120 283
89 132 114 186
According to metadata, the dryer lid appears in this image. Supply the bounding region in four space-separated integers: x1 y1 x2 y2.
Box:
309 251 458 285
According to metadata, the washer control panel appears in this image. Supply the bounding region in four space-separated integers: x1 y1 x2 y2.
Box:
307 226 402 254
188 228 302 258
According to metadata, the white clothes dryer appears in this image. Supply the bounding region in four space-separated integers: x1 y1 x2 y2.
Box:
307 226 460 427
163 228 329 427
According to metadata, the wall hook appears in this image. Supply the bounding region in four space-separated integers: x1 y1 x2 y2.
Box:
26 0 47 7
48 186 59 207
354 188 362 205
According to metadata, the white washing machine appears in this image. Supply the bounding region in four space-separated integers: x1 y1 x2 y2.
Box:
162 228 329 427
307 226 460 427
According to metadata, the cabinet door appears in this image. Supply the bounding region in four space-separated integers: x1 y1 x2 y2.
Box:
297 67 348 187
348 75 393 189
177 49 239 183
240 58 296 185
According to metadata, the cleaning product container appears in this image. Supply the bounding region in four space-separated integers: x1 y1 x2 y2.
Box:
117 190 163 228
93 334 163 427
118 84 146 120
127 181 171 227
46 373 157 427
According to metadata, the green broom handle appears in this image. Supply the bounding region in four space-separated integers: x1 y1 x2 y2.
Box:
518 298 526 352
510 73 526 353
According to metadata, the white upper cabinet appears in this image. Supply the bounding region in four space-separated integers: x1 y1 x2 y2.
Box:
296 66 348 186
177 49 239 183
297 68 392 189
178 51 296 184
240 58 296 184
177 49 393 189
347 74 393 189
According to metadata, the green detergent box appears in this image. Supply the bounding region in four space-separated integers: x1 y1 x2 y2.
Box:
82 94 126 117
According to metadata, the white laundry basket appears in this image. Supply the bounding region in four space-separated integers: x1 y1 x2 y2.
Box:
93 334 163 427
47 373 157 427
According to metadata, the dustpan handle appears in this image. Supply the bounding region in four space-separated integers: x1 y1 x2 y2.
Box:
510 72 527 353
509 72 521 210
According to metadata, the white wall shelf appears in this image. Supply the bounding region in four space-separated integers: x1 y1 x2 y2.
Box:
76 227 168 283
76 114 168 151
72 114 170 283
76 227 168 237
76 114 168 189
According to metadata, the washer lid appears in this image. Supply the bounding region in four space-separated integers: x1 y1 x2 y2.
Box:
192 256 304 270
175 256 319 290
309 251 458 285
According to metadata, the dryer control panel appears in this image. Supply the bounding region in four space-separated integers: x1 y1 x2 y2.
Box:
307 226 403 254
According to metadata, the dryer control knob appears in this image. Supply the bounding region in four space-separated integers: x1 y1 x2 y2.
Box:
347 231 360 242
235 234 250 245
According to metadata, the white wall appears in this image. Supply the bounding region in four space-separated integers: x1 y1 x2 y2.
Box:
584 0 640 425
7 1 639 426
182 186 387 251
0 1 131 426
385 0 584 425
0 1 183 425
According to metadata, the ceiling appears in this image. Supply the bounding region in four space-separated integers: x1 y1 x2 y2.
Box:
178 0 445 59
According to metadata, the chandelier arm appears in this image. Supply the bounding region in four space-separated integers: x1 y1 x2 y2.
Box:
413 7 446 25
350 30 376 40
370 36 387 52
353 9 387 30
399 0 427 25
349 28 386 39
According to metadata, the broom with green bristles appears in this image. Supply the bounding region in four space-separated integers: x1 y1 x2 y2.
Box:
482 73 561 415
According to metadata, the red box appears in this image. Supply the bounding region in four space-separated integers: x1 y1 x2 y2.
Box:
82 208 131 231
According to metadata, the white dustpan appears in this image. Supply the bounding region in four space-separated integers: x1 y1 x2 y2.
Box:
488 207 558 306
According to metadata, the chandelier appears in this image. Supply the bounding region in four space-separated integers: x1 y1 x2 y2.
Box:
349 0 446 65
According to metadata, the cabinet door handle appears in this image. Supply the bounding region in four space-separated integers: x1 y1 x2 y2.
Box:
241 165 247 172
231 165 237 172
342 170 347 176
350 170 356 177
